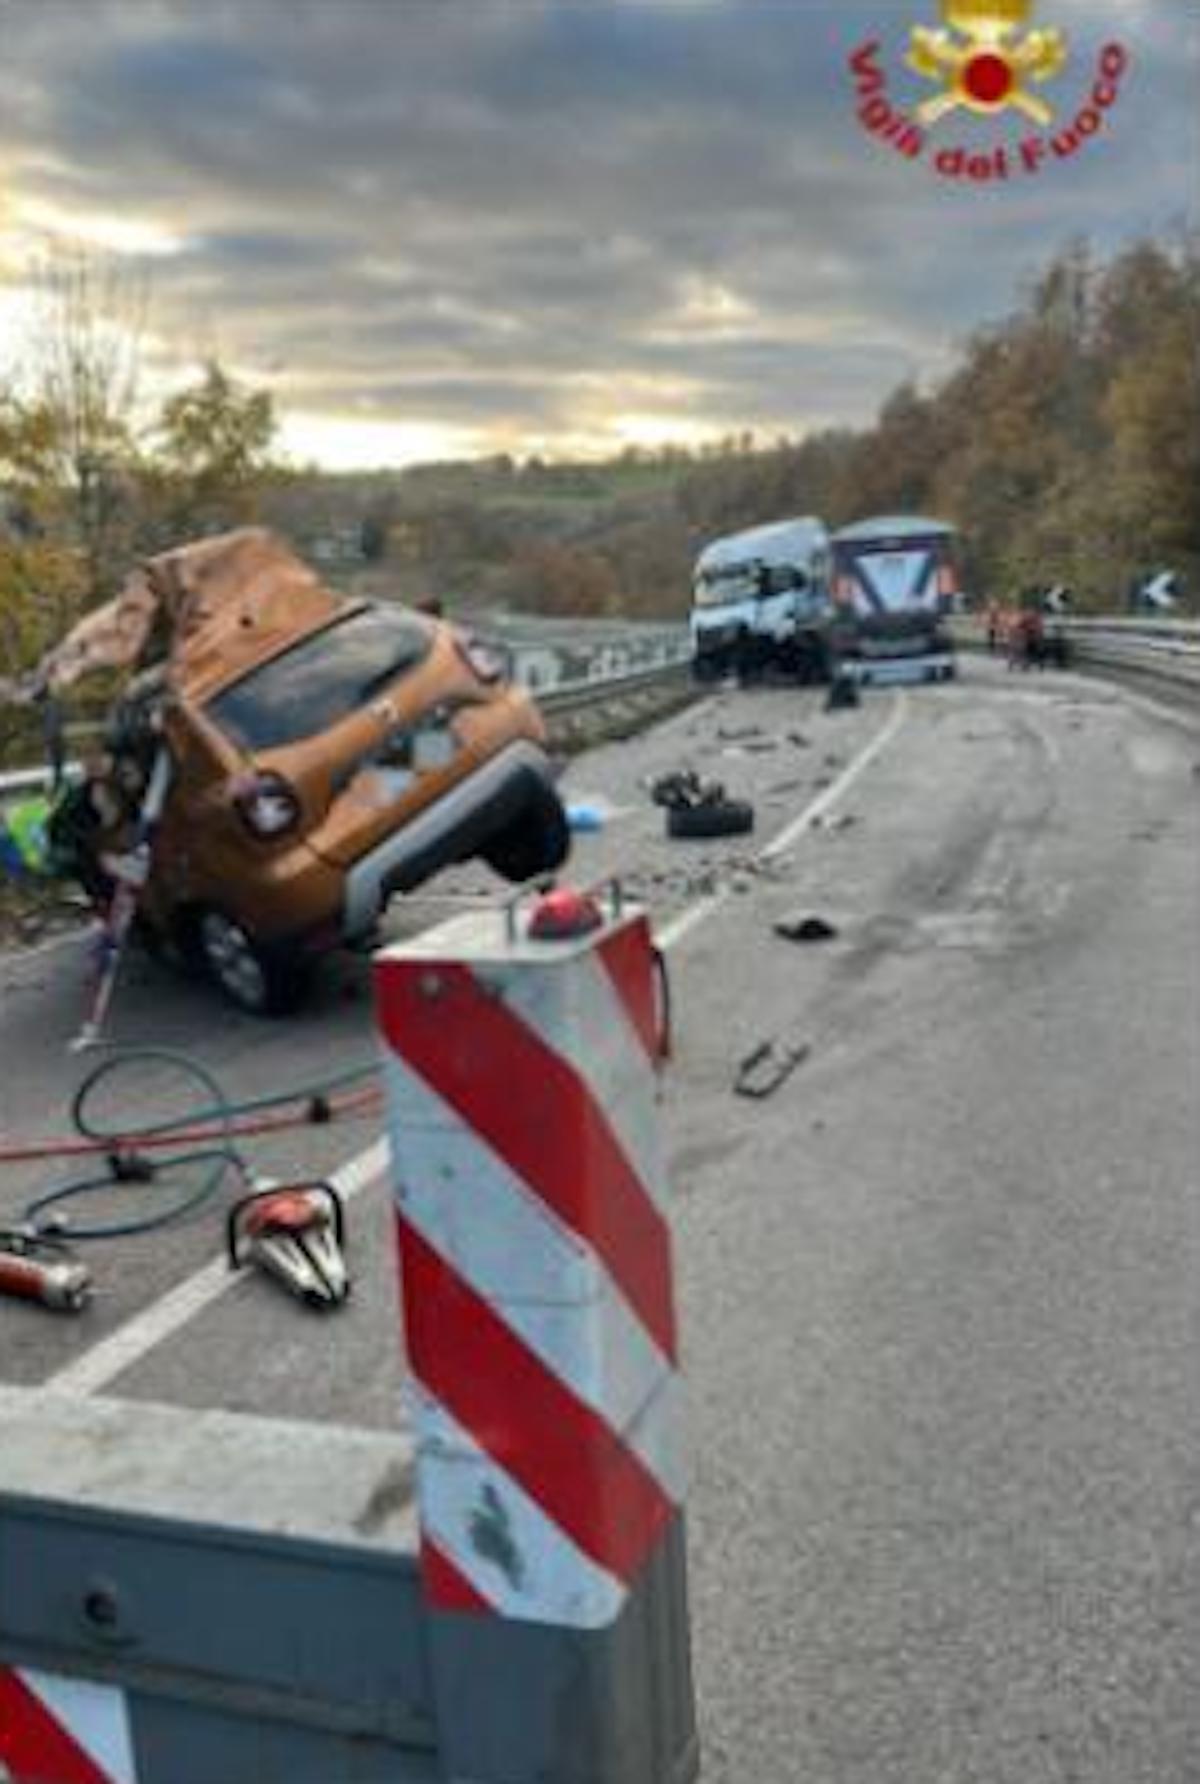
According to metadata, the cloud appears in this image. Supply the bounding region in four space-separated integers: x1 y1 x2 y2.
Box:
0 0 1192 463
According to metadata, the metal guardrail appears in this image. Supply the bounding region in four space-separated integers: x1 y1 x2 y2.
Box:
1056 618 1200 688
537 654 692 715
956 615 1200 698
0 760 84 800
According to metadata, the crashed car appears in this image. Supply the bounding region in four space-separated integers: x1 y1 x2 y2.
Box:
40 529 568 1012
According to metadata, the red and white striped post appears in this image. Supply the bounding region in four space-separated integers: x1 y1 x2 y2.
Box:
0 1666 138 1784
374 885 698 1782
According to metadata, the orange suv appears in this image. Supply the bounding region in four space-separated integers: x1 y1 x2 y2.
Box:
53 531 568 1012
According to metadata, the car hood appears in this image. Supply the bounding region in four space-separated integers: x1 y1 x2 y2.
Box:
23 528 349 703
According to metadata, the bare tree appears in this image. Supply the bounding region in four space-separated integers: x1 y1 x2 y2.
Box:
29 243 149 598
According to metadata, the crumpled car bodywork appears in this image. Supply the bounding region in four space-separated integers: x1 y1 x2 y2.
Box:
47 529 567 1012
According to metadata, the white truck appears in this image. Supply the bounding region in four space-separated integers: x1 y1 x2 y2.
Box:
689 516 832 683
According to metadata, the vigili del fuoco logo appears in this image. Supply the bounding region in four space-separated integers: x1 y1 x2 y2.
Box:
848 0 1129 183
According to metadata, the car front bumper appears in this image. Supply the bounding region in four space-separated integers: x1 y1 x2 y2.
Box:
340 737 557 940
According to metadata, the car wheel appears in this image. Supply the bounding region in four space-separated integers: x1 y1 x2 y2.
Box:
483 786 571 883
666 799 754 840
196 909 309 1016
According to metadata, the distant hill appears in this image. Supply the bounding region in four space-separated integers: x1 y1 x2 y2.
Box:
261 452 711 619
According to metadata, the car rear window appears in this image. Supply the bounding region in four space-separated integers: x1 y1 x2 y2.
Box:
205 606 432 751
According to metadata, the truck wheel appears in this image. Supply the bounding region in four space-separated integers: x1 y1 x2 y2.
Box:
734 629 761 686
483 786 570 882
195 909 310 1016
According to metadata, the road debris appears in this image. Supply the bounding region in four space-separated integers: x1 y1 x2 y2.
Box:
668 800 754 840
649 768 755 839
774 913 839 943
826 674 861 711
734 1038 810 1099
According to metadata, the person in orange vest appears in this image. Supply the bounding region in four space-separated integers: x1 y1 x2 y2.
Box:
1017 594 1045 670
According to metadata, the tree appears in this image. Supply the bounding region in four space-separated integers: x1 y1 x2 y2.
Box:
155 361 278 536
24 245 148 599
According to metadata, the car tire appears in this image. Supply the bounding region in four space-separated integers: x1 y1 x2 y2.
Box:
483 786 571 883
666 799 754 840
195 909 310 1016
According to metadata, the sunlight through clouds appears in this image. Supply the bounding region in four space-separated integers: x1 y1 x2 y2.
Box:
0 0 1190 466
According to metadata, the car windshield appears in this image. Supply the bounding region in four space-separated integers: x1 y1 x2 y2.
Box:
205 605 432 751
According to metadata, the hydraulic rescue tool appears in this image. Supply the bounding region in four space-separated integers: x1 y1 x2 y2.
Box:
0 1229 92 1312
227 1181 349 1309
71 741 174 1053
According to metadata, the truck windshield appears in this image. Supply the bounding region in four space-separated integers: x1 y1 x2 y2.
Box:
694 563 799 607
206 606 432 751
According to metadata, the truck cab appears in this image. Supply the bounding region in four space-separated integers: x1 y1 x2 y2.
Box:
690 517 831 684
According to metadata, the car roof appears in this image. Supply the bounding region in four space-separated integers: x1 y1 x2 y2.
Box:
151 530 357 705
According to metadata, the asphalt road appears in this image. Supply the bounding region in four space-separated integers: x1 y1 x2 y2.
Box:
2 658 1198 1781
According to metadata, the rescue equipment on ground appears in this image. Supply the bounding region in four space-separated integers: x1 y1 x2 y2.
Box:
227 1181 349 1310
4 1051 365 1310
0 1229 92 1313
71 742 173 1051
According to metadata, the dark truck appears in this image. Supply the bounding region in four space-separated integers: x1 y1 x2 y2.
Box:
828 515 958 685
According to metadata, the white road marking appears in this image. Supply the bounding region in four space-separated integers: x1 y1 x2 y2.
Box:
656 694 908 949
654 891 727 952
760 692 908 860
39 694 909 1395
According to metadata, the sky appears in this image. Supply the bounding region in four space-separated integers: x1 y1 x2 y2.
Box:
0 0 1194 469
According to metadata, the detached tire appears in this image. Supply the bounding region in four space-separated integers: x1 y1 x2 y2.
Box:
483 786 570 883
195 909 310 1016
666 800 754 840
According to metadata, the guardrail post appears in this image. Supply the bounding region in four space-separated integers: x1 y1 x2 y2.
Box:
374 891 699 1783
